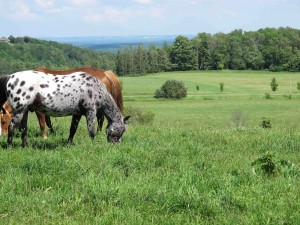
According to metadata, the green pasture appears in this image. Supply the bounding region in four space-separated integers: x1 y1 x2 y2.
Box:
122 70 300 129
0 70 300 224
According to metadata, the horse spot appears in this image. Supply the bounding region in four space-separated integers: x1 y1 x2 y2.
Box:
29 87 34 91
22 92 26 97
11 84 15 90
40 84 49 88
16 103 23 110
8 83 11 87
26 95 31 100
14 97 20 102
7 90 11 96
11 75 15 78
20 81 26 86
33 93 45 105
17 89 22 94
14 78 19 87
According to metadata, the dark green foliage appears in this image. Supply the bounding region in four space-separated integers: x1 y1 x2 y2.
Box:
297 82 300 91
261 117 272 128
219 81 224 92
252 152 298 177
2 27 300 77
170 36 198 71
0 36 115 75
265 93 271 99
154 80 187 99
270 78 278 92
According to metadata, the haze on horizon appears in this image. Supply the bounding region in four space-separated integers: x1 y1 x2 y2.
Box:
0 0 299 38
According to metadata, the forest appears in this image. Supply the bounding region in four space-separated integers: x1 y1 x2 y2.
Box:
1 27 300 76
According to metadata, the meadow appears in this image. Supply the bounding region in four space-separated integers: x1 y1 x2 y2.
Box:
0 70 299 224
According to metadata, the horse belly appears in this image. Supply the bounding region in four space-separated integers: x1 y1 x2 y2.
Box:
39 92 82 117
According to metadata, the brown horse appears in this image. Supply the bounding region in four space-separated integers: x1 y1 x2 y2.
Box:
0 67 123 137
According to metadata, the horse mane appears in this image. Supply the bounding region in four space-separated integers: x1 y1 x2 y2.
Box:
104 70 124 113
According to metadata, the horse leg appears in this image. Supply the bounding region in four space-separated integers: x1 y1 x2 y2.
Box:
8 110 26 146
20 111 29 148
67 115 82 144
96 111 105 132
86 110 96 140
35 111 47 139
45 115 54 133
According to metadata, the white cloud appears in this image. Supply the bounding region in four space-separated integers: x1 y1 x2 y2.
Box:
84 6 133 23
67 0 97 6
7 1 38 21
134 0 153 4
34 0 54 8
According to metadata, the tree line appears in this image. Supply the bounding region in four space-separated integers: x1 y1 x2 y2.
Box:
1 27 300 76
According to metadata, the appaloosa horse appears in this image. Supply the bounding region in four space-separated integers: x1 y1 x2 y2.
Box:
0 67 123 138
0 70 129 147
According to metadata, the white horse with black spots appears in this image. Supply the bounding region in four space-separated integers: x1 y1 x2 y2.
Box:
0 70 129 147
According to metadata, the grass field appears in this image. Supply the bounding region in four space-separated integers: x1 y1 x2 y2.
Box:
0 70 300 224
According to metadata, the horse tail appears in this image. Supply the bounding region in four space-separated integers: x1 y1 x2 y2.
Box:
104 70 124 113
0 75 10 113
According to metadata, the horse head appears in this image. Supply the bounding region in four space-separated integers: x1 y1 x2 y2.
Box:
0 102 12 136
106 116 130 143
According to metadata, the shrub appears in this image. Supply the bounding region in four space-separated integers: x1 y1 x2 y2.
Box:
154 80 187 99
124 106 154 125
265 92 271 99
219 81 224 92
251 152 298 177
297 82 300 91
261 117 272 128
270 78 278 92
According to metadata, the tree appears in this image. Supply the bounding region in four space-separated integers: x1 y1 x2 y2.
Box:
193 33 211 70
170 36 197 71
270 78 278 92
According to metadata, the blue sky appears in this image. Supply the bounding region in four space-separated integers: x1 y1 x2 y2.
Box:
0 0 299 37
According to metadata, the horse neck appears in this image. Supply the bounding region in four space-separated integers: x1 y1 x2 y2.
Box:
101 94 123 123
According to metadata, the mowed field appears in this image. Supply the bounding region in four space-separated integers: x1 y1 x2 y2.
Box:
0 70 299 224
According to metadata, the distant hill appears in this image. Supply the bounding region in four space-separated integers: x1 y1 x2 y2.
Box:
41 35 196 51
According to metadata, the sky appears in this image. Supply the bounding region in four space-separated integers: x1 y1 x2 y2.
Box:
0 0 299 37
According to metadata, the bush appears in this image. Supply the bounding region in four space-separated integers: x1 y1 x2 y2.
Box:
251 152 298 177
265 92 271 99
219 81 224 92
124 106 154 125
154 80 187 99
261 117 272 128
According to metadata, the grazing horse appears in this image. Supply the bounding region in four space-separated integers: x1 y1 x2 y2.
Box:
0 67 123 138
0 70 129 147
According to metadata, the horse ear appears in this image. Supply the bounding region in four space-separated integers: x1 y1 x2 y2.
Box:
124 115 130 124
